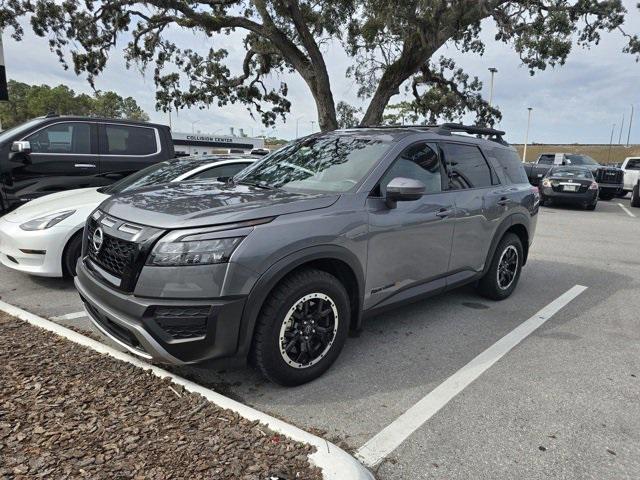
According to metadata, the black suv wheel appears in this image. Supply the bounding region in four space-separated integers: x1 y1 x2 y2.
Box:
252 269 350 386
477 233 523 301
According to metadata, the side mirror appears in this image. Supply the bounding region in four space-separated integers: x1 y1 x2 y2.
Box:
11 141 31 154
385 177 425 209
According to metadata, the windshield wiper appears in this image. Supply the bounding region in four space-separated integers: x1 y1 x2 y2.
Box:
233 179 276 190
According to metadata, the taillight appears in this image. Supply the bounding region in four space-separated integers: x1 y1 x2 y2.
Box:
589 182 598 190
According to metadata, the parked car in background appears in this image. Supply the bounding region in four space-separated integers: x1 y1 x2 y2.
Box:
523 153 623 200
0 115 175 214
75 123 538 386
620 157 640 198
0 155 256 278
539 166 599 210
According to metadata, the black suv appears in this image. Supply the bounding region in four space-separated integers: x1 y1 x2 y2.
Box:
0 115 174 213
76 124 539 385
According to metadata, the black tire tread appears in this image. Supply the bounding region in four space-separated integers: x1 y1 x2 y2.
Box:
62 231 83 278
477 233 523 301
631 183 640 208
252 268 349 385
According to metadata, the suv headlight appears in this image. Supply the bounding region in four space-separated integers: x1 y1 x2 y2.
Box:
20 210 76 231
147 237 243 266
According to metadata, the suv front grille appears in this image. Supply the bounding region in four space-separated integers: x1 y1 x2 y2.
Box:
83 214 164 293
87 220 138 278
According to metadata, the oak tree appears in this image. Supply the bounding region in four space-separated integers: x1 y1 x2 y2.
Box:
1 0 637 131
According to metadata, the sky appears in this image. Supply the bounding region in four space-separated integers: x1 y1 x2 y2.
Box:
2 1 640 145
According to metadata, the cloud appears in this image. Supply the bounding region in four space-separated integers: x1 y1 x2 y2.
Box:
2 1 639 143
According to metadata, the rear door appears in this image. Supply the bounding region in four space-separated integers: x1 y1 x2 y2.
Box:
98 123 162 181
12 121 99 201
442 142 503 276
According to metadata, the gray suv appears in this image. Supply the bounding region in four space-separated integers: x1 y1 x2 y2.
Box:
75 124 539 385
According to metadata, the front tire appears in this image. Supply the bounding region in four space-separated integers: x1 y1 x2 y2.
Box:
477 233 524 301
252 269 350 386
62 232 83 278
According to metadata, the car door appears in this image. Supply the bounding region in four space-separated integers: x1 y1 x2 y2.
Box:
441 142 503 277
98 123 161 181
365 141 456 309
10 121 100 201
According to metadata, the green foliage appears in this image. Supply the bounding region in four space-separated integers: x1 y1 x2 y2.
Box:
336 101 362 128
0 1 637 130
0 80 149 128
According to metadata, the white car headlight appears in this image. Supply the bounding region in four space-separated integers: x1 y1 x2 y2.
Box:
147 237 243 266
20 210 76 231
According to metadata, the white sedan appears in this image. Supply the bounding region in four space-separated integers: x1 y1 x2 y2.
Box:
0 155 256 277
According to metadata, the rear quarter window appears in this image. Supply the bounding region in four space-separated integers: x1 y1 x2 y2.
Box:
493 148 529 184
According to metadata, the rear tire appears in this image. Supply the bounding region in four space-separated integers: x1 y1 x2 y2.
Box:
586 201 597 211
477 233 523 301
251 269 350 386
631 183 640 208
62 232 83 278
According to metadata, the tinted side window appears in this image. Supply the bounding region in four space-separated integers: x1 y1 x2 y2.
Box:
26 122 91 154
493 148 529 184
189 162 252 180
626 159 640 170
105 125 157 155
443 143 493 189
537 155 554 165
380 142 442 196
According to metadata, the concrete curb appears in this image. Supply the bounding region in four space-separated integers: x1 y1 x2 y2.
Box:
0 300 374 480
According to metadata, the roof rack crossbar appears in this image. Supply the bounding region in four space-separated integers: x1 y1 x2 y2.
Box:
437 123 505 137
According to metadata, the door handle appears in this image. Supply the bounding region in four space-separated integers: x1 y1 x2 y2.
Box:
497 197 510 206
436 208 453 218
74 163 96 168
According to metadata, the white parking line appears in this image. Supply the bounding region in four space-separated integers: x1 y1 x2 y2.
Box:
50 311 88 321
355 284 588 468
616 202 636 218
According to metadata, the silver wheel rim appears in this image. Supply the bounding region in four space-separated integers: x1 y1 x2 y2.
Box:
497 245 519 290
278 293 339 369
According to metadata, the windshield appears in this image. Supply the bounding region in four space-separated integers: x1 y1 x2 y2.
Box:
549 167 592 179
565 154 599 166
100 160 202 194
233 134 392 193
0 118 46 145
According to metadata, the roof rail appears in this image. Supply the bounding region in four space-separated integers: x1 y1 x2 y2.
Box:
352 123 508 144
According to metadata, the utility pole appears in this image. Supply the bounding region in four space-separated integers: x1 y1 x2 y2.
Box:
619 113 625 145
608 123 616 162
627 105 634 147
296 116 303 139
523 107 533 162
488 68 498 107
310 120 316 134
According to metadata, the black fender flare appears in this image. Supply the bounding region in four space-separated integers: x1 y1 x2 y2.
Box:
235 245 365 358
482 213 530 276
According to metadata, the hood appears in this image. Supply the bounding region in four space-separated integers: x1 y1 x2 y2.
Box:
2 187 109 223
100 181 340 229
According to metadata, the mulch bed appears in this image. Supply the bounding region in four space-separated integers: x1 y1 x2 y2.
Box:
0 313 322 480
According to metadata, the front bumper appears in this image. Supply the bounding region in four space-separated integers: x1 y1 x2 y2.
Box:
0 217 69 277
75 261 246 364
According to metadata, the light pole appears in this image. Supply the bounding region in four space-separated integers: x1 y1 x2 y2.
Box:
191 120 200 134
295 116 303 139
488 68 498 107
619 113 625 145
523 107 533 162
608 123 616 162
310 120 316 134
627 105 634 147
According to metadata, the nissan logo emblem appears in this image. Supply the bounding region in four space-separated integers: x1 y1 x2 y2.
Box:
92 227 104 254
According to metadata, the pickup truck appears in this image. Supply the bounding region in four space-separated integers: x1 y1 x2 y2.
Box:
0 115 174 213
620 157 640 197
523 153 624 200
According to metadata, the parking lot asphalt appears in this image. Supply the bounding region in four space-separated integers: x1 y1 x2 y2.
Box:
1 198 639 479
